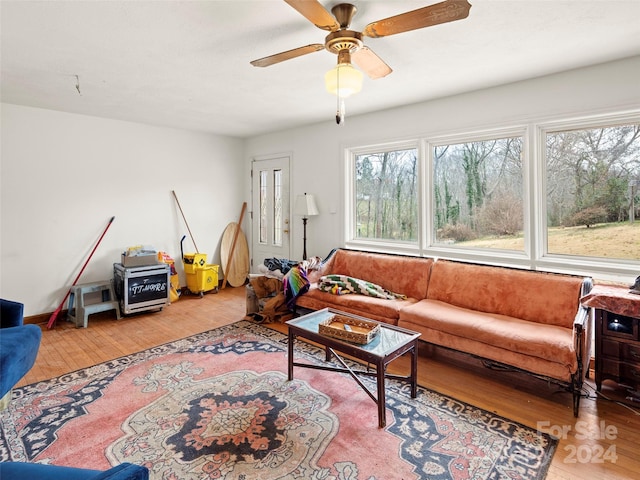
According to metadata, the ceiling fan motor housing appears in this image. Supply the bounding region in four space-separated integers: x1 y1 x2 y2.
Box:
326 3 362 57
325 30 363 55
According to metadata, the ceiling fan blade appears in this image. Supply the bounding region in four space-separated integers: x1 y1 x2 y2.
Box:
352 47 392 79
250 44 325 67
363 0 471 38
284 0 340 31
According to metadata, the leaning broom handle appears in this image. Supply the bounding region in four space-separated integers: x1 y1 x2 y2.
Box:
222 202 247 289
47 216 115 329
172 190 199 253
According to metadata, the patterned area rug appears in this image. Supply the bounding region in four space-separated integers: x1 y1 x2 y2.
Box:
0 321 556 479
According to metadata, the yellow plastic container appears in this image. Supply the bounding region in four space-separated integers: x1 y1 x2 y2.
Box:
186 264 219 296
183 253 207 274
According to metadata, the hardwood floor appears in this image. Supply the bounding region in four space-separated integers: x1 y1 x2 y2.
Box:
17 285 640 479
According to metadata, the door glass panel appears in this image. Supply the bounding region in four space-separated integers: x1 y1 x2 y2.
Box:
273 169 282 246
259 170 268 244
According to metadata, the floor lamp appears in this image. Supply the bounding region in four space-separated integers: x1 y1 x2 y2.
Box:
294 193 319 260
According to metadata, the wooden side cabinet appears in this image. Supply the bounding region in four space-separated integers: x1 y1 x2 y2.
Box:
595 308 640 391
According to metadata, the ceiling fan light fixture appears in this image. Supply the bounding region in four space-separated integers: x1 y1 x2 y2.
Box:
324 62 363 98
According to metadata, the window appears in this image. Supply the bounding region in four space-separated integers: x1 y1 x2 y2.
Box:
544 122 640 260
354 146 418 242
432 134 524 252
346 112 640 281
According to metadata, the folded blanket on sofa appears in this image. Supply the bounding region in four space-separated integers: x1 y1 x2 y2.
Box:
318 275 406 300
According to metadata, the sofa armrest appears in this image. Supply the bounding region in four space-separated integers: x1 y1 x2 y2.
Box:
1 298 25 329
92 463 149 480
573 277 594 380
0 462 148 480
307 248 338 283
573 305 590 336
573 277 593 332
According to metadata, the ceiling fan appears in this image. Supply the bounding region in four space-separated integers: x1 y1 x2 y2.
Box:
250 0 472 80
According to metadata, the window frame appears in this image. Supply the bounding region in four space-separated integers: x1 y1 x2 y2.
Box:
535 111 640 279
425 126 531 264
345 139 422 256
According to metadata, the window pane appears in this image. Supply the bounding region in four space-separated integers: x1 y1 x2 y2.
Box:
355 148 418 241
273 169 282 246
433 136 524 251
546 124 640 260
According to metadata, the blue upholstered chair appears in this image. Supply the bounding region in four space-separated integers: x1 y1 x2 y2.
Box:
0 298 42 410
0 462 149 480
0 305 146 479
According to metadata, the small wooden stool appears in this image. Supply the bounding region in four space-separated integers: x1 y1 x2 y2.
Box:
67 280 121 328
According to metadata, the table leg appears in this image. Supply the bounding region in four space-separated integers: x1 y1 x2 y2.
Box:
288 331 294 381
376 359 386 428
410 342 418 398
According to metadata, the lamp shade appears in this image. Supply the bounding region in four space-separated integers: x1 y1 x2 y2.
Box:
325 63 363 98
294 193 319 217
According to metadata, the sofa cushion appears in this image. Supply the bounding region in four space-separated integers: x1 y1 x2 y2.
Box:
1 298 25 328
0 462 100 480
296 283 418 325
399 299 577 371
0 324 42 398
93 463 149 480
0 462 149 480
426 260 584 328
312 249 433 300
399 322 575 382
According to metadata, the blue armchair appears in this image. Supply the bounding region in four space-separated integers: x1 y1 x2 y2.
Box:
0 462 149 480
0 298 42 410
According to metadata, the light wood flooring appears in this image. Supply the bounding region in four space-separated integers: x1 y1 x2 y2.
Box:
17 285 640 479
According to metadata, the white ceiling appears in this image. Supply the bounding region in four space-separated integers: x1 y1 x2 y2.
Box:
2 0 640 138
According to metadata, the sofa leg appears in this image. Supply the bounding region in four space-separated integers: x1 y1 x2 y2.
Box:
573 388 580 417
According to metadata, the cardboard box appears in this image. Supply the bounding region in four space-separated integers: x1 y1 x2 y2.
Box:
121 253 159 267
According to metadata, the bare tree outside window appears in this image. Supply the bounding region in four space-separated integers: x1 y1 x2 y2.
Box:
355 148 418 241
546 124 640 260
433 136 524 250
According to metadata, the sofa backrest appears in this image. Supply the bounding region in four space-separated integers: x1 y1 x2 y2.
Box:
426 260 586 328
319 249 434 300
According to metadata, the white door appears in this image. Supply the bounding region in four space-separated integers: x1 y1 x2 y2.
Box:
251 156 291 272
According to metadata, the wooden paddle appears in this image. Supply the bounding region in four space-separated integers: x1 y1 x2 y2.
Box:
221 202 247 289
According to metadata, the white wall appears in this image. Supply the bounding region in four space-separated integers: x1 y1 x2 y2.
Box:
2 57 639 316
245 56 640 268
1 104 244 316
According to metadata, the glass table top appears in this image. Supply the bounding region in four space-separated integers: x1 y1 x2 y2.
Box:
287 308 419 357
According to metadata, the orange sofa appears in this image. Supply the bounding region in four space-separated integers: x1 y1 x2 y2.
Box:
295 248 593 416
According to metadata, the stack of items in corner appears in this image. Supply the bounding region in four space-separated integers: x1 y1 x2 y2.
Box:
245 257 321 323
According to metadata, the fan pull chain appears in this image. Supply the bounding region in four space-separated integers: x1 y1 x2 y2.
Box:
336 97 345 125
336 64 344 125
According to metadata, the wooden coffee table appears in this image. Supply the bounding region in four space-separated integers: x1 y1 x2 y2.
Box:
286 308 421 428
